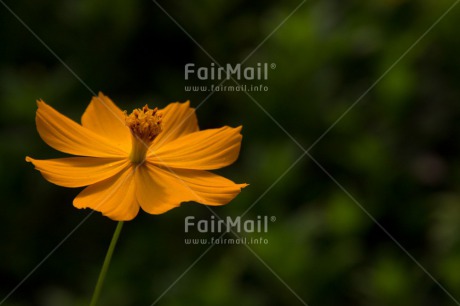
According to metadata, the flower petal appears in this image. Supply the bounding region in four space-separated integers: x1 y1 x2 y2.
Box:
73 164 139 221
148 126 242 170
25 156 129 187
36 100 128 157
151 101 198 149
81 92 131 152
135 162 247 214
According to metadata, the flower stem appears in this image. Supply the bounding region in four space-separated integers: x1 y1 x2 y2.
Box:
89 221 124 306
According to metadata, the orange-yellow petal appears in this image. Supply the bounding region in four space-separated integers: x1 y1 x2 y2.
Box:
25 156 129 187
148 126 242 170
73 164 139 221
36 100 127 157
151 101 198 149
81 92 131 152
135 162 247 214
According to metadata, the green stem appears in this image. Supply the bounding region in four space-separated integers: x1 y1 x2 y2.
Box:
89 221 124 306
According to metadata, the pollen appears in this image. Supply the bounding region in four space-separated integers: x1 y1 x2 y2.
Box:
125 105 163 163
125 105 162 142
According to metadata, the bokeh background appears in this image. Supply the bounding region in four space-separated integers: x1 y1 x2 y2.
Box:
2 0 460 305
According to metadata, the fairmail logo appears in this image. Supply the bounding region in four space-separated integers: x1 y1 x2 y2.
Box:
184 215 276 233
184 63 275 81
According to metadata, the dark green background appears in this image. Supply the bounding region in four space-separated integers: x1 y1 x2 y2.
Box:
2 0 460 305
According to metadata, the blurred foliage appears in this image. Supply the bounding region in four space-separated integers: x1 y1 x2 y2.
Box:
2 0 460 305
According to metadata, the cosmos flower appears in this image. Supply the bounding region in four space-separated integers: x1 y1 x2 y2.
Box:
26 93 247 221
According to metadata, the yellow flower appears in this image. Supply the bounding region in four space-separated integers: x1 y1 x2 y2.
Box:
26 93 247 221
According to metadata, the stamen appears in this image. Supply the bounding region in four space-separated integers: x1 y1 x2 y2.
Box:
125 105 162 163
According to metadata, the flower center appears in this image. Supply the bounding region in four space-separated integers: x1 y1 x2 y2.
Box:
125 105 162 164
